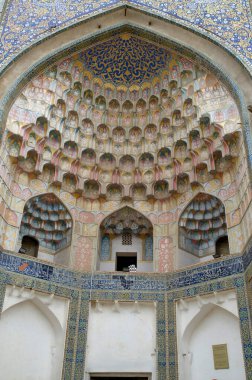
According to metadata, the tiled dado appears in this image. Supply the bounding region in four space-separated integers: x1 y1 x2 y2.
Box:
0 246 252 379
0 250 248 291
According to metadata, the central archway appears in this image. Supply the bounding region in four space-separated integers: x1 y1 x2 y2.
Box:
0 23 250 273
98 207 153 272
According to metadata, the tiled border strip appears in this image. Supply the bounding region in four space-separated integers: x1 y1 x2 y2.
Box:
0 3 251 72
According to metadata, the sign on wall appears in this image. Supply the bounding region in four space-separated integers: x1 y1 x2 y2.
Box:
212 344 229 369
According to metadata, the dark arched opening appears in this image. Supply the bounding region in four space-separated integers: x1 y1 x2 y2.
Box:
214 236 230 258
19 236 39 257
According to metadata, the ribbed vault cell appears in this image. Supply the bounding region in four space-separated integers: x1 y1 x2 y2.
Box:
179 193 228 257
19 193 72 252
6 32 242 201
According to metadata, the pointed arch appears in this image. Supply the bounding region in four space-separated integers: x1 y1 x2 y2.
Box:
182 302 238 346
0 17 251 174
0 298 64 380
179 302 246 380
98 206 154 272
3 297 63 333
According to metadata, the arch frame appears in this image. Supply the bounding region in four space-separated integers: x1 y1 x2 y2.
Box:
2 296 63 334
97 204 154 272
177 191 227 222
0 3 251 75
0 14 251 174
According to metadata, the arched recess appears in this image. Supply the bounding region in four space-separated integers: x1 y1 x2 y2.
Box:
0 8 251 163
177 193 230 268
0 28 247 204
98 206 153 272
178 303 246 380
19 235 39 257
18 193 73 266
0 298 65 380
0 19 250 268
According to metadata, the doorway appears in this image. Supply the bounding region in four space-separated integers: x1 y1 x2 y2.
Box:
116 252 137 271
19 235 39 257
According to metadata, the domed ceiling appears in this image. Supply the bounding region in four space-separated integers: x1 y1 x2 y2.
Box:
6 32 241 202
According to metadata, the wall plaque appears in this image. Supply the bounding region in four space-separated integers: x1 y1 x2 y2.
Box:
212 344 229 369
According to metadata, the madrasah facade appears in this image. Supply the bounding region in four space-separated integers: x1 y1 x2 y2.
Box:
0 1 252 379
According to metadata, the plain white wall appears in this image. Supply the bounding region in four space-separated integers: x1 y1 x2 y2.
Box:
84 301 156 379
176 290 246 380
176 247 217 270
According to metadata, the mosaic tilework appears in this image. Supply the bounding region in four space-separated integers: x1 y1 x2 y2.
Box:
0 0 251 73
80 33 170 85
145 235 153 261
243 237 252 270
245 259 252 331
0 250 246 291
100 235 110 261
167 256 244 290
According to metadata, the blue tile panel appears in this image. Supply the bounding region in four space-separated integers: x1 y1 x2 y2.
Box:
145 235 153 261
0 0 251 72
100 235 110 261
0 250 248 291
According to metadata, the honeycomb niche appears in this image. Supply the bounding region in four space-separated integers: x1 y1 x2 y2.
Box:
178 193 229 258
18 193 73 264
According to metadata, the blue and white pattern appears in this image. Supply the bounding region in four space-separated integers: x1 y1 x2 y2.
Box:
100 235 110 261
145 235 153 261
0 0 251 71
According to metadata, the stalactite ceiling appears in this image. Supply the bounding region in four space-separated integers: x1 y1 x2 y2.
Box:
6 33 242 202
179 193 227 256
19 193 73 252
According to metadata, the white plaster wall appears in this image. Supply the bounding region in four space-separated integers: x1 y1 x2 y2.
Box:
176 248 200 269
84 301 156 379
99 235 153 272
16 240 71 265
176 290 246 380
0 285 70 380
176 248 219 270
